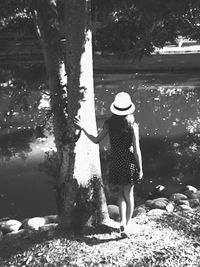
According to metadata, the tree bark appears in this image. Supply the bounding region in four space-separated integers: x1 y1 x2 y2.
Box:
32 1 78 223
33 0 109 232
61 0 109 231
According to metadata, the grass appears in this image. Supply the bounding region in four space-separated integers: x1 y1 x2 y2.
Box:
1 207 200 267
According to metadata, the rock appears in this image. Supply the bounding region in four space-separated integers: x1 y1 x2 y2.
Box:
177 199 190 206
0 230 3 241
145 200 154 208
183 186 198 198
145 198 168 210
156 197 169 202
179 204 193 212
0 219 22 234
184 191 194 199
195 190 200 199
23 217 47 231
44 215 59 224
148 185 170 199
152 199 168 210
188 192 198 199
107 205 120 222
187 191 200 200
170 193 188 202
133 205 147 217
166 202 175 213
3 229 26 240
183 185 198 193
39 223 58 232
189 198 200 208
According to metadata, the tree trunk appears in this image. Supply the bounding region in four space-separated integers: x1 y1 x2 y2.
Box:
33 0 109 232
32 1 71 210
60 0 109 231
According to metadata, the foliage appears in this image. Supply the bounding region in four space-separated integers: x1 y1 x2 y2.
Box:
0 0 200 65
0 65 49 143
169 133 200 181
0 0 34 37
39 150 60 188
0 129 33 160
92 0 200 59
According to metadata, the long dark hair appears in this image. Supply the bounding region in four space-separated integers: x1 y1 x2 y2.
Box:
107 114 135 135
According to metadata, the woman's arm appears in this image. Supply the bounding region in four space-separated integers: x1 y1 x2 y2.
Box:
75 117 108 144
82 127 108 144
132 123 143 179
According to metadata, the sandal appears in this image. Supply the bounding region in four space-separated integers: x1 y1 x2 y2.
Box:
120 225 129 239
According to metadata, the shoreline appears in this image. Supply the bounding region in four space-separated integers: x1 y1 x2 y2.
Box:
94 53 200 73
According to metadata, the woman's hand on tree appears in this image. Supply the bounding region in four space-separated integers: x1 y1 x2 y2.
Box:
74 117 82 130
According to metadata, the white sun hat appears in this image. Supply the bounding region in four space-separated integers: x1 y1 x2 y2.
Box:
110 92 135 116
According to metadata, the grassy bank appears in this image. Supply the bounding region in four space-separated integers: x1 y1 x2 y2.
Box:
1 207 200 267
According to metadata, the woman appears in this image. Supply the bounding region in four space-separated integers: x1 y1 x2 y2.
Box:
77 92 143 238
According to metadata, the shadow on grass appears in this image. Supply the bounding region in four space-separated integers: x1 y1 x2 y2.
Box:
0 231 58 259
0 224 120 259
81 235 122 246
77 223 122 246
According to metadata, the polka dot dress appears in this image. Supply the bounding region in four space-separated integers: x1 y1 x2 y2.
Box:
104 120 140 185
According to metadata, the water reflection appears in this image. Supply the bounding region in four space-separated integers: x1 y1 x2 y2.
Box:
0 127 56 219
0 86 56 219
0 129 35 161
95 73 200 137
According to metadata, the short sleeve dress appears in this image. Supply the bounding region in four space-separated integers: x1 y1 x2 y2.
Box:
104 119 140 185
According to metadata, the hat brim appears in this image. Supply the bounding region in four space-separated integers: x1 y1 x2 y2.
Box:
110 102 135 116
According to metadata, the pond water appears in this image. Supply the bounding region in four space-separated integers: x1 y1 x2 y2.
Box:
95 72 200 198
1 72 200 219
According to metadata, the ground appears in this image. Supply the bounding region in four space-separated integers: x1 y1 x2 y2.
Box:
1 207 200 267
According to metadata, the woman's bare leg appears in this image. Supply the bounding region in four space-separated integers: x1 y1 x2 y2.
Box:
123 184 134 226
117 185 127 227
